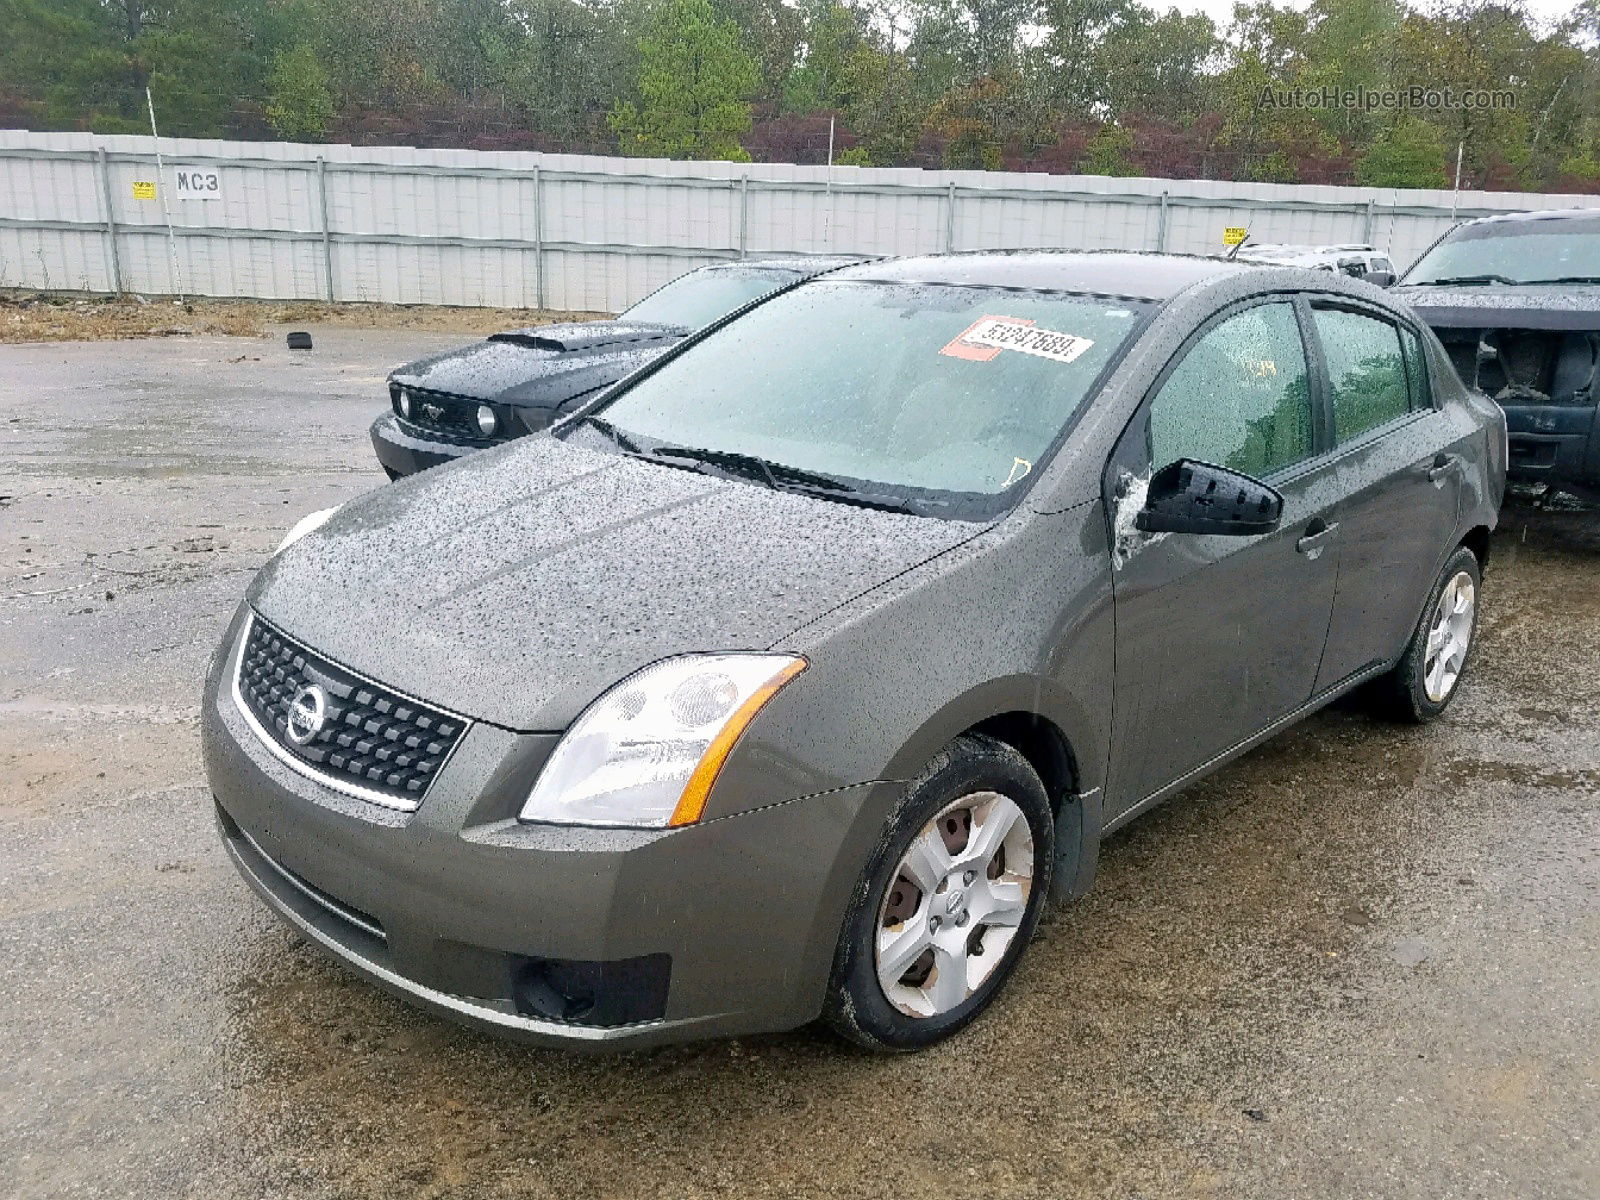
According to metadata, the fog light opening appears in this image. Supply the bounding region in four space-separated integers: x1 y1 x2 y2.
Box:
510 953 671 1027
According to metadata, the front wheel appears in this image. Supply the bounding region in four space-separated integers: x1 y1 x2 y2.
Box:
1371 544 1482 722
822 734 1054 1051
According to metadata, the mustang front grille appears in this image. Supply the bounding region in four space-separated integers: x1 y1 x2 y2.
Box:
233 614 468 808
394 386 497 441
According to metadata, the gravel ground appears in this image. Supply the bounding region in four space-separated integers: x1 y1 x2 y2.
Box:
1 328 1597 1199
0 291 603 343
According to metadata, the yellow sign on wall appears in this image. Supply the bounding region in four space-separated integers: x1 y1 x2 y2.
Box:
131 181 157 200
1223 226 1248 246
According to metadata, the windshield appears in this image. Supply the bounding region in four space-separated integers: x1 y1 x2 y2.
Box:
620 266 801 330
1403 216 1600 285
578 280 1150 517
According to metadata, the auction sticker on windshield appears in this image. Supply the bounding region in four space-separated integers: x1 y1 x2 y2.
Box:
941 316 1095 364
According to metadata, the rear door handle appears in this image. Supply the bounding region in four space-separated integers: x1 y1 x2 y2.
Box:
1296 519 1339 558
1426 453 1461 484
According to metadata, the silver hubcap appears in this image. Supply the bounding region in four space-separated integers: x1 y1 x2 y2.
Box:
1424 570 1476 703
874 792 1034 1018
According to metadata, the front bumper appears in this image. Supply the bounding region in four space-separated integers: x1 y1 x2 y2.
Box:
202 612 895 1048
369 412 482 479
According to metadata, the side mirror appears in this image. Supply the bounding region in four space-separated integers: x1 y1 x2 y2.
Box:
1366 270 1396 287
1135 459 1283 537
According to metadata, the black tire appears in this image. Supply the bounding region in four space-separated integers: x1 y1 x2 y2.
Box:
822 734 1054 1052
1370 544 1482 723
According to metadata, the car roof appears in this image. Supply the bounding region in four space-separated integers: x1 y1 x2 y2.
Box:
1240 243 1378 258
826 250 1255 300
1458 207 1600 230
704 254 878 276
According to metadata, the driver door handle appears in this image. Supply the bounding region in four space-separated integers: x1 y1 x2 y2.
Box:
1426 453 1461 484
1296 518 1339 557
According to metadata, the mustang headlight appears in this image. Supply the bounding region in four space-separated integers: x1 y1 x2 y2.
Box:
274 506 339 555
520 654 806 829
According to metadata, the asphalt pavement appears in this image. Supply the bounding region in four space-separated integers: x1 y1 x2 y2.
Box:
2 328 1596 1199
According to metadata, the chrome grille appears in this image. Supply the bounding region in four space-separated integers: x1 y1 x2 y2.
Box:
234 615 467 807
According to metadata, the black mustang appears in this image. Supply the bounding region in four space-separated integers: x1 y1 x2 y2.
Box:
371 255 869 479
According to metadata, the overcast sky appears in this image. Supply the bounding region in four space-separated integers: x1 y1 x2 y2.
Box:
1164 0 1583 29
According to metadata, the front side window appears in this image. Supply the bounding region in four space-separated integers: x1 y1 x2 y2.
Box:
621 267 801 331
1147 301 1314 479
585 280 1150 513
1314 308 1411 443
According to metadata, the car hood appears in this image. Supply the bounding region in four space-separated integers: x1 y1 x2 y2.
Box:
248 437 980 731
1392 282 1600 331
391 320 685 411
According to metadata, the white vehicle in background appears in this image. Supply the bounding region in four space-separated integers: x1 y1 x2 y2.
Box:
1233 243 1398 286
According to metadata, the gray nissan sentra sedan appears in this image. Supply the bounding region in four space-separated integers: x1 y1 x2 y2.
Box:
202 251 1506 1051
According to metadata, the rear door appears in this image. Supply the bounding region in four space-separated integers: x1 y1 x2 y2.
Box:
1306 301 1467 690
1103 297 1344 817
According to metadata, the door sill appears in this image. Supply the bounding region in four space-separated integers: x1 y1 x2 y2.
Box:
1103 661 1389 835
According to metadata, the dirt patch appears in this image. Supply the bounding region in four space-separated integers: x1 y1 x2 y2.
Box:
0 291 602 344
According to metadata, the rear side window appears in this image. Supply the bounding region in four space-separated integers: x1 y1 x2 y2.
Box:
1313 308 1411 443
1148 301 1314 478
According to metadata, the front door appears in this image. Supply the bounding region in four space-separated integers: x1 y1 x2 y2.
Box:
1103 298 1343 818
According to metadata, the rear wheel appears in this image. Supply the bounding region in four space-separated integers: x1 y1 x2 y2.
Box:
823 735 1053 1051
1371 545 1482 722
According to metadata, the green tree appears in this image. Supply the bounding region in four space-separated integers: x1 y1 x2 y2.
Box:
782 0 867 113
1083 122 1136 175
1356 116 1448 187
0 0 262 135
480 0 620 140
265 43 334 141
1300 0 1402 141
610 0 760 160
1098 6 1218 123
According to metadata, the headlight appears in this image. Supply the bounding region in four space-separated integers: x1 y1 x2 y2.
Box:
519 654 806 828
395 387 412 419
476 404 498 437
274 506 339 555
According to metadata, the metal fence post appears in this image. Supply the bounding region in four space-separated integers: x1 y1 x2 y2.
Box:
316 157 335 301
1156 191 1169 252
945 181 958 252
1363 199 1376 245
739 175 749 259
532 165 546 310
95 147 123 295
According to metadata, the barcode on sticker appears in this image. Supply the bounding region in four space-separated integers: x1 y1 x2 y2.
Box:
943 317 1095 364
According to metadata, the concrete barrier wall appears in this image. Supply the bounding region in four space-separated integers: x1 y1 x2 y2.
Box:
4 129 1596 311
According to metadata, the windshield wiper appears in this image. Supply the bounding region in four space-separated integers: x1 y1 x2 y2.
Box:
646 445 922 514
1522 275 1600 285
1418 273 1520 286
573 413 644 454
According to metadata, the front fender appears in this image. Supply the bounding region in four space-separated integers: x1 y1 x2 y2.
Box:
702 502 1116 823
